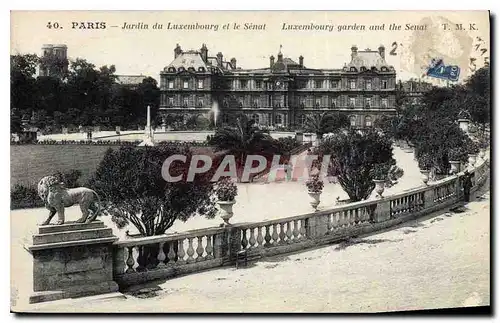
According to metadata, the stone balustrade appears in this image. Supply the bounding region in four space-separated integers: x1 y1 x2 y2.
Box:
110 154 489 291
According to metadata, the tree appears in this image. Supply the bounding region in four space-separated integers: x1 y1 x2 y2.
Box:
11 54 39 132
209 114 279 180
315 129 395 202
89 145 217 237
303 112 350 138
464 66 490 131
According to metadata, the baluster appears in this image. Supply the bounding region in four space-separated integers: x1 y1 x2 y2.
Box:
177 239 186 264
343 211 349 227
271 224 279 244
125 246 136 273
293 220 299 239
241 229 249 249
167 241 177 265
248 228 256 248
279 223 286 244
257 227 264 247
354 209 360 224
205 235 214 260
332 212 339 230
264 225 272 246
156 242 166 268
348 209 355 226
300 219 307 238
286 222 293 242
327 213 333 231
196 236 204 261
186 237 195 263
136 246 146 272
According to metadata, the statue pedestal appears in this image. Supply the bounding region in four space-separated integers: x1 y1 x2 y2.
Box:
25 221 119 304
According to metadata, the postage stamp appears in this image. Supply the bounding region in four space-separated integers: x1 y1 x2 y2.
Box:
10 10 490 313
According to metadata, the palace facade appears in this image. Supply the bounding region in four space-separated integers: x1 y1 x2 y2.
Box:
159 44 397 129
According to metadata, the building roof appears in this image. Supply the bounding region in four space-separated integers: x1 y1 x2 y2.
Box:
167 51 209 70
348 50 392 71
116 75 147 85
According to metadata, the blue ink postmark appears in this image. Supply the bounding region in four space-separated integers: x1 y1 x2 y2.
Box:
425 58 460 81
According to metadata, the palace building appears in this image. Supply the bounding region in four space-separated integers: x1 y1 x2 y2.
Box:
159 43 397 129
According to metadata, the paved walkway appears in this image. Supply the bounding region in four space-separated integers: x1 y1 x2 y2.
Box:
16 183 490 313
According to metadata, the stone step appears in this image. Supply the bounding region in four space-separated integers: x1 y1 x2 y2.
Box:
33 228 113 245
38 220 105 234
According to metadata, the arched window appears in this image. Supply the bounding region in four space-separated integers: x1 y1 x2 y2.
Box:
381 67 388 72
198 67 206 72
188 67 195 72
168 67 176 72
275 114 283 125
350 67 357 72
179 67 185 72
252 114 260 125
350 115 357 127
360 66 366 72
365 116 373 127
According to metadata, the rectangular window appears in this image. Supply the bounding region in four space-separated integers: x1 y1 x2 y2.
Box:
198 99 204 107
331 80 339 88
197 79 204 89
381 80 388 89
349 97 356 107
350 80 356 89
365 79 372 90
168 80 174 89
315 98 321 108
168 97 174 106
240 80 248 89
183 96 189 107
315 80 322 89
366 97 372 108
183 80 189 89
255 80 262 89
381 98 388 108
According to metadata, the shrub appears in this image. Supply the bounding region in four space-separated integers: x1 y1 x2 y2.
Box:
215 177 238 201
371 163 391 180
89 146 217 237
11 184 44 210
54 169 82 188
316 129 395 201
417 153 434 170
276 136 301 154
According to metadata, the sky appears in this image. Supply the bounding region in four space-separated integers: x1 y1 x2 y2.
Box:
11 11 490 84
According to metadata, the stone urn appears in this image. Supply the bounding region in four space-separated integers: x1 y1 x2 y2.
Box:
420 169 430 185
449 161 461 175
468 154 477 167
373 179 386 198
308 191 321 210
217 200 236 225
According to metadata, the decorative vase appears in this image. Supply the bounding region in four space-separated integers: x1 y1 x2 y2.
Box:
217 200 236 225
449 161 461 175
308 191 321 210
468 154 477 167
420 169 430 185
373 179 386 198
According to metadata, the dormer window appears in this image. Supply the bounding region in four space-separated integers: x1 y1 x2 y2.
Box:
350 67 357 72
168 67 176 72
179 67 185 72
360 67 366 72
381 67 388 72
188 67 195 72
198 67 205 72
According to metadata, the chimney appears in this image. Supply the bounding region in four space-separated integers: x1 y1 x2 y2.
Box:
351 45 358 60
174 44 182 59
299 55 304 67
200 44 208 63
216 52 223 67
230 58 237 69
270 55 275 68
378 45 385 59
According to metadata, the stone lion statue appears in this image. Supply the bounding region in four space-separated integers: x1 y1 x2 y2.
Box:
37 175 102 225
